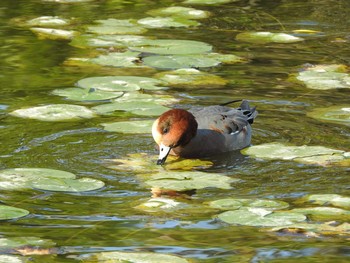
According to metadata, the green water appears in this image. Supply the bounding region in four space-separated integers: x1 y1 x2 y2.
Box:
0 0 349 262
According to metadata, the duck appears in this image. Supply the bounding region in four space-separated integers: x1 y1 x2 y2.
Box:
152 99 257 165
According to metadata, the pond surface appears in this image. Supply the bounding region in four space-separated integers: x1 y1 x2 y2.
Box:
0 0 350 262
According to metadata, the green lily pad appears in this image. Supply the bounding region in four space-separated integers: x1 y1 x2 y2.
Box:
291 207 350 220
209 198 289 211
236 32 304 44
31 177 105 192
102 120 154 134
295 64 350 90
88 18 147 35
137 16 199 28
52 87 123 101
218 208 306 227
307 106 350 125
83 251 189 263
0 237 55 248
143 54 220 69
148 6 210 19
90 51 145 68
0 168 76 190
92 101 169 116
76 76 165 92
242 142 349 166
10 104 96 121
0 205 29 220
129 39 212 55
70 34 149 49
27 16 70 27
183 0 237 4
144 171 238 191
30 27 76 40
0 255 25 263
305 194 350 209
154 68 228 86
135 197 185 212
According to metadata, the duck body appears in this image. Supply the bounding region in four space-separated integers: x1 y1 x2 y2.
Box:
152 100 257 165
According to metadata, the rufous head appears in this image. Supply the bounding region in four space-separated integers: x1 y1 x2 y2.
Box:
152 109 198 165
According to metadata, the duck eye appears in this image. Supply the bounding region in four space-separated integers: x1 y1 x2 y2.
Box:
162 127 169 134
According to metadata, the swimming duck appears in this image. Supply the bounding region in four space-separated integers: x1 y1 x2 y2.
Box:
152 100 257 165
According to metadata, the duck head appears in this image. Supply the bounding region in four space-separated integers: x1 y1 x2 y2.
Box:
152 109 198 165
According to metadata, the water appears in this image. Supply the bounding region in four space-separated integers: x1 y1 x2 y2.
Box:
0 0 349 262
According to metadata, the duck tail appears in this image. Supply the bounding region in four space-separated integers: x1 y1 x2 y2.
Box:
239 100 258 125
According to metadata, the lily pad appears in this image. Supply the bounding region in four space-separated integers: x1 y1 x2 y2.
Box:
242 142 349 166
143 54 221 70
307 106 350 125
295 64 350 90
0 237 55 248
90 51 145 68
76 76 165 92
236 32 304 44
88 18 147 35
52 87 123 101
92 101 169 116
27 16 70 27
0 255 24 263
70 34 149 49
305 194 350 209
137 16 199 28
0 205 29 220
129 39 212 55
144 171 238 191
30 27 76 40
291 207 350 220
135 197 185 212
154 68 228 86
31 177 105 192
102 120 154 134
148 6 210 19
82 251 189 263
10 104 96 121
218 208 306 227
209 198 289 211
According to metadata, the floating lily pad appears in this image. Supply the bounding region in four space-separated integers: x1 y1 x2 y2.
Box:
107 153 212 173
27 16 70 27
148 6 210 19
30 27 76 40
83 251 189 263
52 87 123 101
92 101 169 116
242 142 349 166
144 171 238 191
143 54 220 70
0 237 55 248
307 106 350 125
10 104 96 121
31 177 105 192
135 197 185 212
129 39 212 55
76 76 165 92
295 64 350 90
154 68 228 86
90 51 145 68
291 207 350 220
70 34 149 49
236 32 304 44
88 18 147 35
209 198 289 211
304 194 350 209
102 120 154 134
218 208 306 227
183 0 237 4
137 16 199 28
0 205 29 220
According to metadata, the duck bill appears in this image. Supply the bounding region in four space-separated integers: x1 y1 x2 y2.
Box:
157 143 172 165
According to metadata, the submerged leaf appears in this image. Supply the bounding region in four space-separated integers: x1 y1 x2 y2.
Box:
0 205 29 220
307 106 350 125
236 32 303 44
10 104 96 121
102 120 154 134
